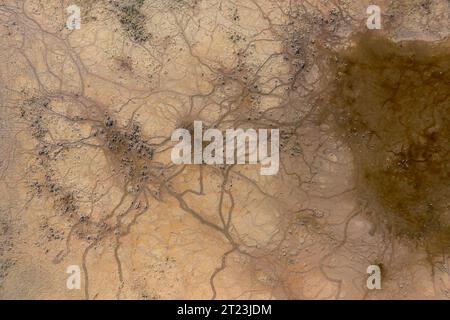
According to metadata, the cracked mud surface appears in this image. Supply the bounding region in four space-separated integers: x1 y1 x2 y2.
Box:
0 0 449 299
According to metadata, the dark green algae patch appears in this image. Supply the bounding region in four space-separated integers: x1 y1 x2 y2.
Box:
321 33 450 256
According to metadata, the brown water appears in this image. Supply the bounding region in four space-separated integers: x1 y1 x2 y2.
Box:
324 33 450 256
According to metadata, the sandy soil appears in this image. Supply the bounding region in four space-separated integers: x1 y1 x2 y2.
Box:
0 0 449 299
